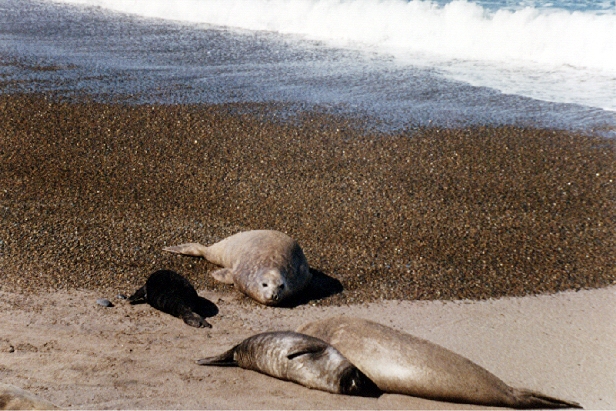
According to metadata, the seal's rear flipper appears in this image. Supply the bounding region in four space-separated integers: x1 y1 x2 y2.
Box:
196 347 238 366
127 286 147 304
163 243 209 257
512 389 583 409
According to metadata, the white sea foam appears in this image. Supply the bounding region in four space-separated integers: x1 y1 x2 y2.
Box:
48 0 616 110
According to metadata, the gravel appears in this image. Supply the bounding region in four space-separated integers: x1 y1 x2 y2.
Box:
1 94 614 305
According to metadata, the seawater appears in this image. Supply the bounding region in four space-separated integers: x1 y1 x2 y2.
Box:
1 0 615 132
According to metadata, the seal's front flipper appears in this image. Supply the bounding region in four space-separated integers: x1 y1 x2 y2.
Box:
127 286 147 304
210 268 235 284
196 347 238 366
286 345 326 360
163 243 209 257
182 311 212 328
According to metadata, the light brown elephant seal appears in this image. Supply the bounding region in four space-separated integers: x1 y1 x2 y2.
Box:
0 383 59 410
163 230 311 306
196 331 380 397
297 317 582 409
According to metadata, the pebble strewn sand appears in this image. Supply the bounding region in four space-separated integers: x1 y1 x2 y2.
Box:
1 94 614 304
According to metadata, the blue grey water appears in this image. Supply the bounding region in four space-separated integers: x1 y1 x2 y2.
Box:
441 0 615 12
1 0 615 133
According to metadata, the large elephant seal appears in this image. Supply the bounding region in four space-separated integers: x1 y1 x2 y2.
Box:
128 269 212 328
0 383 59 410
196 331 380 397
297 317 581 409
164 230 312 306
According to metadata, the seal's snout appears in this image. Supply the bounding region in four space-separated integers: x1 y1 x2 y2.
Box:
272 283 286 301
340 366 382 397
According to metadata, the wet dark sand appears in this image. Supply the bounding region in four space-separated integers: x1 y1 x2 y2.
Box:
1 93 614 304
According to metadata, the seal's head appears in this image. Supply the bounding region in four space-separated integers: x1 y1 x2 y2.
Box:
339 365 382 397
256 268 287 305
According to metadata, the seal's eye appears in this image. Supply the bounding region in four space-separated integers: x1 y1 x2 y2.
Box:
262 283 268 288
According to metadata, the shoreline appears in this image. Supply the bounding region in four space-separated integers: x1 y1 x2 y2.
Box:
1 93 615 304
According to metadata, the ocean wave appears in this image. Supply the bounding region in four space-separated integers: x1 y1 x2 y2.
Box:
49 0 616 72
46 0 616 110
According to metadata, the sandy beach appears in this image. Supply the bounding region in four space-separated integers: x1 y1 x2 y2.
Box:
1 93 615 409
1 286 614 409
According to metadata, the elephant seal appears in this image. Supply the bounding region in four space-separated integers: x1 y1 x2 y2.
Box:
297 317 581 409
196 331 380 397
164 230 312 306
128 269 212 328
0 383 59 410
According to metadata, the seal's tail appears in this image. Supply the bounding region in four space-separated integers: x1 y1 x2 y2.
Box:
511 388 583 409
163 243 209 258
196 347 238 367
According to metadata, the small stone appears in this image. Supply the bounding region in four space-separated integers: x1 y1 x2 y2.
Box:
96 298 114 307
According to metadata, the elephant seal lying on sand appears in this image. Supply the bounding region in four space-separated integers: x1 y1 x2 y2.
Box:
196 331 380 397
297 316 581 409
164 230 312 306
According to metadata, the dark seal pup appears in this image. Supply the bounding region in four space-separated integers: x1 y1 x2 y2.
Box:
196 331 380 397
128 269 212 328
298 316 582 409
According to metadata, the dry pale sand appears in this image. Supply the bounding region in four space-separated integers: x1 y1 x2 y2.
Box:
1 285 613 410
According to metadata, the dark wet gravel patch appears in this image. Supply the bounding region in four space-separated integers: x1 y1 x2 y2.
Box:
0 94 614 305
